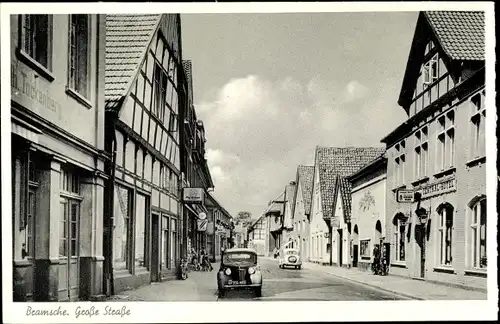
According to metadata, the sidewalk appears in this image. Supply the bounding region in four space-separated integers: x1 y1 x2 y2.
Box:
106 269 218 302
263 257 487 300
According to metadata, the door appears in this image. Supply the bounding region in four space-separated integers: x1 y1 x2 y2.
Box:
353 245 359 267
151 213 160 282
59 199 80 301
338 229 343 267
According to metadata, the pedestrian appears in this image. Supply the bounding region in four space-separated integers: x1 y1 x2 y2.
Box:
372 245 381 275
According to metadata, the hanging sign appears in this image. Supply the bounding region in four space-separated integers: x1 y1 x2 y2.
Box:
197 219 208 232
397 189 415 203
183 188 204 204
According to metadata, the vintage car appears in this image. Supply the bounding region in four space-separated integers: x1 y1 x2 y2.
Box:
278 248 302 269
217 248 262 298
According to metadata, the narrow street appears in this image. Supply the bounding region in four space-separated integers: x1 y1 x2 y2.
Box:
109 257 407 302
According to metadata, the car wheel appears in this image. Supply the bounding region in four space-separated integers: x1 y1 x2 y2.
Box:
255 287 262 298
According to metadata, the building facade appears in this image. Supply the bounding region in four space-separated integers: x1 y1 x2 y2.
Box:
247 215 267 256
290 165 314 260
381 11 486 290
309 147 384 266
11 14 107 301
104 14 185 294
348 155 388 271
180 60 214 258
282 181 297 249
264 194 285 257
206 193 232 261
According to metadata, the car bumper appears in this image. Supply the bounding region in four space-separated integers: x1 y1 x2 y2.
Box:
223 283 262 289
282 262 302 266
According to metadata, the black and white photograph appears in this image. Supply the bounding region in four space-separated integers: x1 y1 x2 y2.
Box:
0 2 497 323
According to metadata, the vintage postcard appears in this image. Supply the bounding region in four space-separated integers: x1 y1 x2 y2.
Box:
1 1 497 323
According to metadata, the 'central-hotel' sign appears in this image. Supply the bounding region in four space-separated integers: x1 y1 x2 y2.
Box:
183 188 204 204
418 177 457 200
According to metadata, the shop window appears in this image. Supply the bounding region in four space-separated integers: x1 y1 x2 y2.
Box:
68 15 90 99
21 14 53 70
171 218 177 269
470 198 487 269
114 185 132 272
437 204 454 266
360 239 370 259
162 215 170 270
135 193 148 268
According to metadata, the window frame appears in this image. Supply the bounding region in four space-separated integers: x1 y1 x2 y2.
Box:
66 14 92 105
393 140 406 188
18 14 54 81
470 90 486 160
436 109 455 173
394 219 406 263
414 126 429 181
469 198 487 270
437 205 454 267
360 239 371 259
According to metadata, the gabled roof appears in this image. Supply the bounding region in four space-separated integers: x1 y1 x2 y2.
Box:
315 147 385 219
297 165 314 215
398 11 485 108
332 177 353 223
105 14 162 110
424 11 485 61
266 192 285 215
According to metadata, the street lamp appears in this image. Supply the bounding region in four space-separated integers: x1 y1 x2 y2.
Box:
416 207 428 226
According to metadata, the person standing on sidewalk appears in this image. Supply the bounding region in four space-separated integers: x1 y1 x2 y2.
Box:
372 245 381 275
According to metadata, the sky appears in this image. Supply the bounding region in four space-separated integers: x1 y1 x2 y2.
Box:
180 11 419 220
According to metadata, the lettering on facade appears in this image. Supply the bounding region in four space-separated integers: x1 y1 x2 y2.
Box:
11 63 61 113
359 191 375 211
417 177 456 200
396 190 415 203
183 188 204 204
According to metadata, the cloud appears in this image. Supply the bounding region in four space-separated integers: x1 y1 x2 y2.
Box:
196 75 405 218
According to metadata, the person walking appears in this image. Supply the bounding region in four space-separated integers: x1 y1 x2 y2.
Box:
372 245 381 275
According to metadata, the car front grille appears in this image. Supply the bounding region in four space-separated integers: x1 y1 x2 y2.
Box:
229 267 248 282
288 256 297 263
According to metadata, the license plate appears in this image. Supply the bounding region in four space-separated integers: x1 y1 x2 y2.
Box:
228 280 246 285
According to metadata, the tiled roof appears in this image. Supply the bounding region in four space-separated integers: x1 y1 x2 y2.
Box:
297 165 314 215
316 147 385 219
424 11 485 61
339 177 353 223
105 14 162 110
266 192 285 215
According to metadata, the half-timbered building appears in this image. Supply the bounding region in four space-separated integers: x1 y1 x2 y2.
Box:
104 14 185 294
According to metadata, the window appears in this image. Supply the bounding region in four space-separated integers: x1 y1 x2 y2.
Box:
394 219 406 262
135 193 147 268
470 198 487 269
68 15 90 98
171 218 177 269
423 54 438 86
437 204 454 266
470 90 486 159
21 15 52 69
161 215 170 270
414 127 429 180
60 173 81 260
114 185 132 271
436 110 455 172
393 140 406 187
360 239 370 258
153 62 167 121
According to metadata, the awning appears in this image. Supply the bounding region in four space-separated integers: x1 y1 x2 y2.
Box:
184 204 198 217
11 116 42 144
184 203 209 219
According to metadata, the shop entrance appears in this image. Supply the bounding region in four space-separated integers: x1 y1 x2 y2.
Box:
58 198 80 301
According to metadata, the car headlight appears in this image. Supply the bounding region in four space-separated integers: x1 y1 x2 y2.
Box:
248 267 255 275
224 268 231 275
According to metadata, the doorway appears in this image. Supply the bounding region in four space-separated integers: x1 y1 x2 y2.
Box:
353 225 359 267
151 213 160 282
58 198 80 301
338 229 343 267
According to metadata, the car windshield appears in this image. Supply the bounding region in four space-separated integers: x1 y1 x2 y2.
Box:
286 250 298 255
223 252 256 265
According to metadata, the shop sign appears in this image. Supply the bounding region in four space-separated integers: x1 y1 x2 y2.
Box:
183 188 204 204
197 219 208 232
397 190 415 203
198 212 207 220
418 177 457 200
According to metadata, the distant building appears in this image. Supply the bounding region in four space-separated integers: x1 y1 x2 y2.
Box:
11 14 106 301
205 193 232 261
282 181 297 248
309 147 385 266
289 165 314 261
381 11 486 290
247 216 267 256
347 154 388 271
263 193 285 257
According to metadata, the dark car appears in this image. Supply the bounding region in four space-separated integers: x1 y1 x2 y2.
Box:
217 248 262 298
